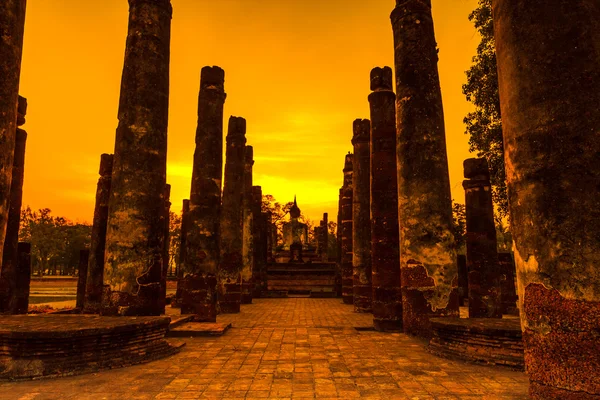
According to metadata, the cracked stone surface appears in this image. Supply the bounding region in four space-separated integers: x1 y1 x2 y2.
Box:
1 299 528 399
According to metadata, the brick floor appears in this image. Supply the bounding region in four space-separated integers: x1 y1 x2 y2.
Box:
0 299 529 399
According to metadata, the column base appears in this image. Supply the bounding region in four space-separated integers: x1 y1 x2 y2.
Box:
373 318 403 332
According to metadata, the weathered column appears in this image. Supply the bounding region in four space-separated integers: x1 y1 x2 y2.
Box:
369 67 402 332
160 184 171 314
83 154 113 313
341 153 354 305
0 0 26 268
493 0 600 397
102 0 172 316
391 1 459 338
172 199 189 308
463 158 502 318
457 254 468 306
13 242 30 314
218 116 247 313
241 145 254 304
252 186 266 297
335 188 343 297
181 66 226 321
352 118 372 313
498 253 518 314
320 213 328 262
76 249 90 310
1 96 27 314
266 211 274 263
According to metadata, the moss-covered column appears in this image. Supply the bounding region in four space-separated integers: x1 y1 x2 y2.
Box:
493 0 600 397
219 116 247 313
76 249 90 310
463 158 502 318
84 154 113 313
1 96 27 314
0 0 26 271
369 67 402 332
352 119 372 313
180 66 226 321
391 0 459 338
241 145 254 304
252 186 266 297
102 0 172 316
341 153 354 305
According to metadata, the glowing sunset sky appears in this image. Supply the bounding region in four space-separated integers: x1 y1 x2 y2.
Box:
19 0 478 225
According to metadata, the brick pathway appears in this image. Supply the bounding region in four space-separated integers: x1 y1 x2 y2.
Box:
0 299 529 399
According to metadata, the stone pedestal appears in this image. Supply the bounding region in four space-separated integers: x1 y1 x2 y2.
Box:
1 96 27 314
84 154 113 313
219 116 247 313
493 0 600 397
76 249 90 310
463 158 502 318
0 0 26 267
352 119 372 313
182 66 226 322
102 0 172 316
241 146 254 304
341 153 354 305
368 67 402 331
391 0 459 338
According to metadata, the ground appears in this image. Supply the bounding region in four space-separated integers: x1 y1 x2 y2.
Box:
0 298 529 399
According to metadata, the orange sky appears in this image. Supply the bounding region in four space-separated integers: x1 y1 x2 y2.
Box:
19 0 478 225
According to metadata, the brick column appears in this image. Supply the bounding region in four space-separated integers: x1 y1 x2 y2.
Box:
341 153 354 305
84 154 113 313
241 145 254 304
352 119 372 313
219 116 247 313
76 249 90 310
493 0 600 396
103 0 172 316
368 67 402 331
391 0 459 338
12 242 30 314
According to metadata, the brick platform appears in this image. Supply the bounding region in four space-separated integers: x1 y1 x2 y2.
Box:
0 315 181 380
428 317 524 370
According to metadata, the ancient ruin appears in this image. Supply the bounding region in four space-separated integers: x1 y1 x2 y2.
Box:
463 158 502 318
493 0 600 396
102 0 173 316
180 66 226 321
0 96 27 314
391 0 459 338
241 145 254 303
83 153 113 313
281 197 308 262
340 153 354 305
368 67 402 332
351 119 372 313
0 0 26 267
218 116 247 313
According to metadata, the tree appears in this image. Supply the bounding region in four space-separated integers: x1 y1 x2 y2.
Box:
463 0 508 218
168 211 181 277
260 194 294 246
452 202 467 254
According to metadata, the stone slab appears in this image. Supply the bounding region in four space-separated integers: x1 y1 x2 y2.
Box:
167 322 232 337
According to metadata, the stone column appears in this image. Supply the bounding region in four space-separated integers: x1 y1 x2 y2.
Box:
498 253 518 314
160 184 171 314
493 0 600 397
463 158 502 318
0 0 26 268
13 242 30 314
335 188 343 297
1 96 27 314
341 154 354 304
76 249 90 310
457 254 468 306
181 66 226 321
320 213 329 262
219 116 247 313
84 154 113 313
352 118 372 313
369 67 402 332
241 145 254 304
252 186 266 297
102 0 172 316
391 0 459 338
